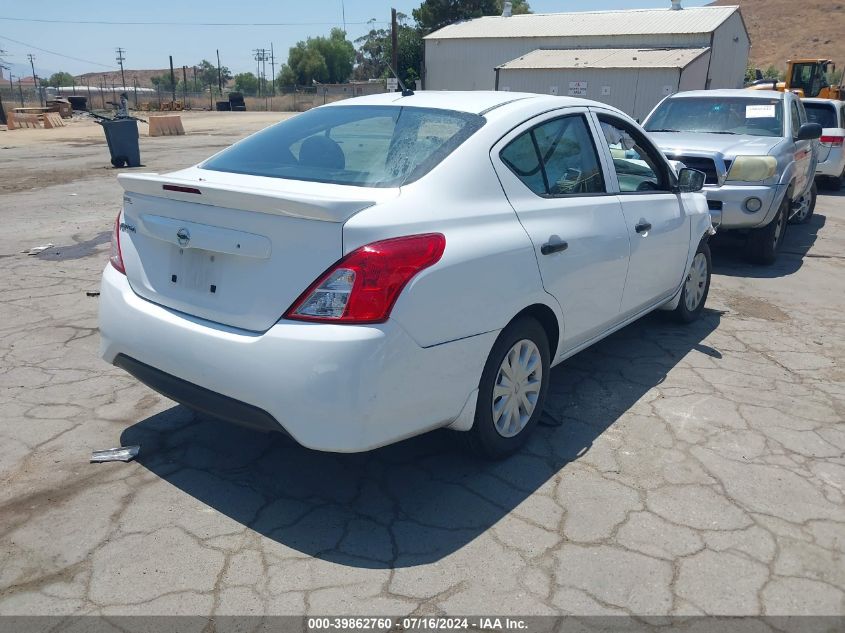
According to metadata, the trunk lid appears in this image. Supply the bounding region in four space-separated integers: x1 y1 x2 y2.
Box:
117 168 399 332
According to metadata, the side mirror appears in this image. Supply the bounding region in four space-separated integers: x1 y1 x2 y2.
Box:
796 122 822 141
678 167 705 193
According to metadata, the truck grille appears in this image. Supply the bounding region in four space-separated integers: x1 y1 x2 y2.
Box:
667 155 720 185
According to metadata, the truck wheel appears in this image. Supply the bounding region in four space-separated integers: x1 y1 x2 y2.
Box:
673 240 711 323
789 182 816 224
467 317 550 460
746 195 788 265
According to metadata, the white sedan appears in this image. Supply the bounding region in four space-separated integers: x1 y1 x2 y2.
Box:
99 91 713 459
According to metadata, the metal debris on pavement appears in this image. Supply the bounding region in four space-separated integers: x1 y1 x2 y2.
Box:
90 445 140 463
24 243 54 255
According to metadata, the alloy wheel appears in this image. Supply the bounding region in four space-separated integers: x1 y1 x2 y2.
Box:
793 192 811 223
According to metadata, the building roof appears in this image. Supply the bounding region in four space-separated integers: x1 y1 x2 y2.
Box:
496 47 711 71
424 6 739 40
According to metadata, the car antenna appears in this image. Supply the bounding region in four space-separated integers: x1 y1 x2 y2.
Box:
387 64 414 97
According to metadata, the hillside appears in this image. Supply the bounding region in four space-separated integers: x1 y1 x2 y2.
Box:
712 0 845 73
76 69 172 88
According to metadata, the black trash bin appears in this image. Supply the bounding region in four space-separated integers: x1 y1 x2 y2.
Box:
98 118 141 168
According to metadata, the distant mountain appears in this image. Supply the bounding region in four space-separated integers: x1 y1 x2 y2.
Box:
711 0 845 72
76 69 173 89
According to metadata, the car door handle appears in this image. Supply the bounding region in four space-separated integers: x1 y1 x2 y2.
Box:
635 221 652 234
541 240 568 255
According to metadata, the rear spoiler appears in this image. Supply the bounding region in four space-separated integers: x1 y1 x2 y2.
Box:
118 172 385 223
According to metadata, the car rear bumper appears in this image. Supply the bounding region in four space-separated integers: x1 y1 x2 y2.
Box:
99 265 496 452
702 184 783 230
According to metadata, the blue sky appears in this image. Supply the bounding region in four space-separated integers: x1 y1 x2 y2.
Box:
0 0 709 78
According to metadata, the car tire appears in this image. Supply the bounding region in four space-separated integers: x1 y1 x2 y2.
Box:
824 173 843 191
673 240 711 324
746 194 788 265
467 317 551 460
789 182 816 225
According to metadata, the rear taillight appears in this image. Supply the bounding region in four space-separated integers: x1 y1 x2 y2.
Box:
820 135 844 147
110 211 126 274
284 233 446 324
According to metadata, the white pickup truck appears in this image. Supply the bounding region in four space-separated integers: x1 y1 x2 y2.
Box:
644 89 822 264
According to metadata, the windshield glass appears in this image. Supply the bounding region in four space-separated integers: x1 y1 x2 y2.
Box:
201 105 485 188
645 97 784 137
803 102 837 128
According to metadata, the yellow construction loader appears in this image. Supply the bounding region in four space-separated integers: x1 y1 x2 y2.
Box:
748 59 844 99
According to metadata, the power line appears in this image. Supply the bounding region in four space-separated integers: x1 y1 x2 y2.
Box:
0 34 116 68
0 16 380 27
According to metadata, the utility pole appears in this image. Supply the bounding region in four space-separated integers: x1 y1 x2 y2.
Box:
270 43 276 96
216 49 223 94
182 65 188 108
253 49 267 97
115 47 126 89
0 48 7 124
391 8 399 88
341 0 347 33
28 53 43 106
169 55 176 105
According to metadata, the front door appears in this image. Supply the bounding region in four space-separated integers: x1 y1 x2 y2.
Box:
592 111 691 315
491 109 631 354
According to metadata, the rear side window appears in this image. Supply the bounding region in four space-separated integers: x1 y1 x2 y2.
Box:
202 106 485 188
500 115 605 196
804 103 837 128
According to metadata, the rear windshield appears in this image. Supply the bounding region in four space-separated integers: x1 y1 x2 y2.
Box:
803 102 837 128
201 105 485 188
645 97 784 137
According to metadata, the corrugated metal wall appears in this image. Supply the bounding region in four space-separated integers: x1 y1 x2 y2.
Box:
706 13 751 89
495 67 688 120
424 33 713 91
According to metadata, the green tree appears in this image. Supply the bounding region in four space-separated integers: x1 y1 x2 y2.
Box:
233 72 259 96
196 59 232 90
283 28 355 85
763 65 783 81
150 74 176 91
48 71 75 87
354 14 423 85
413 0 531 35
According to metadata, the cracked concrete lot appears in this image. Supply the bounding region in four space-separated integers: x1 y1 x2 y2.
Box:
0 112 843 619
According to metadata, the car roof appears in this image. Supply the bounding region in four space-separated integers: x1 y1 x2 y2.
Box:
322 90 617 116
802 97 845 106
667 89 785 100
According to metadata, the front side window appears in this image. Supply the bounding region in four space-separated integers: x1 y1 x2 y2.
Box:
202 105 485 188
599 116 669 193
645 97 784 137
500 115 605 196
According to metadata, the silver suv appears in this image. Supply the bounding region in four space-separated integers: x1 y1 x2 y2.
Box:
644 90 822 264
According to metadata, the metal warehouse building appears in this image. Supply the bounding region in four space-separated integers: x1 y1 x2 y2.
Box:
423 3 750 119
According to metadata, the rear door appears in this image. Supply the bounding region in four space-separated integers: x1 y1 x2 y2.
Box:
592 110 690 315
490 108 631 352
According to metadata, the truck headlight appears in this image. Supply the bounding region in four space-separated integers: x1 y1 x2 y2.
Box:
726 156 777 182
